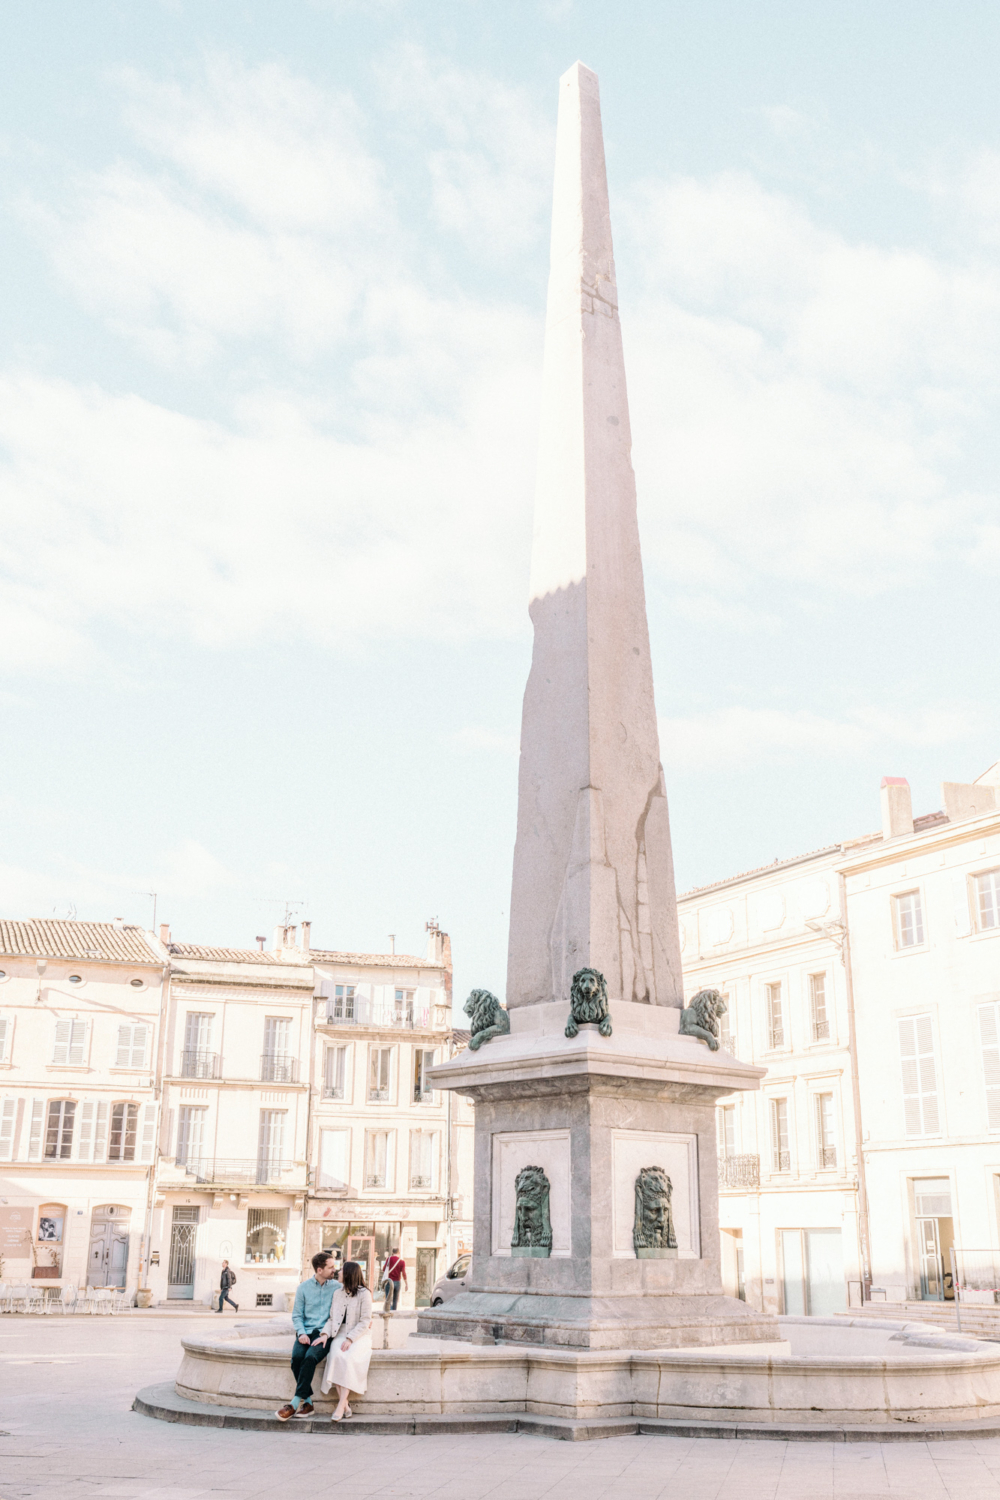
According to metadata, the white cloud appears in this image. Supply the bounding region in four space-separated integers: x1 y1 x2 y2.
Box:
660 704 979 773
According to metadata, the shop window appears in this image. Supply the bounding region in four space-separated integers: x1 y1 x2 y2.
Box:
245 1207 289 1264
34 1202 65 1279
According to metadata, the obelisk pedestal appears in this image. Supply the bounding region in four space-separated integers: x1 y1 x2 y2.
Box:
422 63 777 1350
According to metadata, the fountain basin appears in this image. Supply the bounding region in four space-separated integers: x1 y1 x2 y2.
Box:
170 1314 1000 1427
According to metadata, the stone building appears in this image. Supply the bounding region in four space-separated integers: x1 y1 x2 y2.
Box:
679 760 1000 1316
0 918 165 1299
305 922 473 1307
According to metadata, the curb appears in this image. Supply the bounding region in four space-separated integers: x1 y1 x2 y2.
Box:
132 1383 1000 1443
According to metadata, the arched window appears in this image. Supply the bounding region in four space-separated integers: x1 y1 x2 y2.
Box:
44 1100 75 1159
108 1102 138 1162
35 1202 66 1279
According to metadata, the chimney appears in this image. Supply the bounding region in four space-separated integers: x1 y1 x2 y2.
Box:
113 916 125 929
880 777 913 840
300 920 311 952
159 923 171 945
942 781 998 823
273 925 285 953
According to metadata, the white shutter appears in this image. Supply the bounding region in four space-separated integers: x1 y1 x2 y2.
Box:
0 1017 8 1063
69 1020 87 1065
981 1004 1000 1130
0 1097 15 1161
916 1015 940 1133
899 1016 939 1136
53 1018 72 1064
93 1101 109 1162
76 1101 95 1161
116 1025 131 1068
140 1102 157 1163
132 1025 148 1068
27 1097 45 1160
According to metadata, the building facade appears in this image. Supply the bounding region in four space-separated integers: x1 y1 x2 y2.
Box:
0 919 165 1299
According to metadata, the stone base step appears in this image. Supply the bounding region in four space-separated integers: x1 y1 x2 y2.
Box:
133 1382 1000 1444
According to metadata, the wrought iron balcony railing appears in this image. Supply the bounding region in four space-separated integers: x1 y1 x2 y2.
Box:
772 1150 791 1172
260 1054 299 1083
179 1157 297 1185
324 999 433 1031
718 1153 760 1189
179 1049 220 1079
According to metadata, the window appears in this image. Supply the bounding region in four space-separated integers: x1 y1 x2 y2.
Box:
182 1013 215 1077
318 1128 350 1189
0 1097 17 1161
257 1109 287 1181
264 1016 291 1056
115 1024 148 1069
177 1105 206 1168
365 1129 391 1188
409 1130 435 1189
766 983 784 1049
76 1101 109 1162
0 1015 9 1063
44 1100 76 1159
975 871 1000 932
129 978 144 988
815 1092 836 1167
52 1019 87 1065
898 1015 939 1135
980 1002 1000 1130
36 1201 66 1278
770 1097 789 1171
68 974 82 985
262 1017 295 1082
414 1049 435 1102
108 1101 138 1162
328 985 356 1022
717 1104 736 1158
245 1206 288 1264
324 1044 347 1100
369 1046 392 1102
394 989 415 1025
894 890 925 949
809 974 829 1041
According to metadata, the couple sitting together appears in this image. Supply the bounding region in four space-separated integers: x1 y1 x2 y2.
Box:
276 1251 373 1423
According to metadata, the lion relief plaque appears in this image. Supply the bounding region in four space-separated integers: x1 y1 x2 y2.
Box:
611 1130 700 1260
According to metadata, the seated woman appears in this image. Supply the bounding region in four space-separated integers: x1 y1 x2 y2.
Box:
318 1259 374 1420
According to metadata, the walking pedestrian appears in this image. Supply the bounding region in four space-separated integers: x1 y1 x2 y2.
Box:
215 1260 239 1313
275 1250 338 1421
379 1246 407 1311
320 1259 374 1421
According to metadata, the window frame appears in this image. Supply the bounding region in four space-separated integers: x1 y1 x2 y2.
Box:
973 869 1000 934
368 1044 393 1104
108 1100 139 1162
44 1099 76 1160
814 1090 837 1169
409 1128 437 1190
765 982 785 1050
893 889 926 951
809 972 830 1043
52 1018 88 1067
324 1042 348 1101
364 1127 393 1190
769 1096 790 1173
413 1047 436 1103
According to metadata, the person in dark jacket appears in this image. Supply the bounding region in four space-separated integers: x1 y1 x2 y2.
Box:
216 1260 239 1313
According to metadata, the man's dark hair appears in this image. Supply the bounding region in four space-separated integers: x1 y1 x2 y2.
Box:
311 1250 333 1273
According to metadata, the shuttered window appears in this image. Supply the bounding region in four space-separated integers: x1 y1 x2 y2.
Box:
140 1102 156 1163
75 1101 95 1161
115 1024 148 1068
27 1098 45 1160
976 871 1000 932
53 1019 87 1065
0 1016 9 1063
979 1003 1000 1130
0 1097 16 1161
898 1015 940 1135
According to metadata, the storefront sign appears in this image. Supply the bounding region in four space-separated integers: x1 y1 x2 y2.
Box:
0 1206 33 1258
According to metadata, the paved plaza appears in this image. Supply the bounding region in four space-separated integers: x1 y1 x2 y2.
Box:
6 1316 1000 1499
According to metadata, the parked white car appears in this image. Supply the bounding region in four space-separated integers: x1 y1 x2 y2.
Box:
429 1253 472 1305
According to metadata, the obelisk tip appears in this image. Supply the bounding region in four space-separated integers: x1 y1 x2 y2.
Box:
559 60 599 91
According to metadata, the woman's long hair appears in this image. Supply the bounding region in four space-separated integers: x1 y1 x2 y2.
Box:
341 1260 366 1298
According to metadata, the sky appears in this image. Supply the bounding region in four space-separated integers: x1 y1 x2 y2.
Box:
2 1 1000 1010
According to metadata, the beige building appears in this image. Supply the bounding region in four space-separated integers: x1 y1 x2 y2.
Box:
0 919 165 1300
680 760 1000 1318
306 921 473 1307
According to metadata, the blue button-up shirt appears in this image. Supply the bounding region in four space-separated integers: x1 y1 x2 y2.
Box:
291 1275 336 1337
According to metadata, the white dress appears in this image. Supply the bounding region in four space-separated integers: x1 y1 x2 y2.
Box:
319 1286 374 1395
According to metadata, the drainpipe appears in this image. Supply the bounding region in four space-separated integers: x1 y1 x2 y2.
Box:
838 871 873 1301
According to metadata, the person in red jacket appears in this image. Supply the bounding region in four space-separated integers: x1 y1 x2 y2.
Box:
380 1247 408 1311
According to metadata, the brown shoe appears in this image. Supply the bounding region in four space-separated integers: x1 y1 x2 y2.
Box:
298 1402 314 1416
275 1404 297 1421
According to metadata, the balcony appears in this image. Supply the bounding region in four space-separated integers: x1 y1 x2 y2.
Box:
324 999 432 1031
718 1153 760 1189
179 1157 298 1186
819 1145 837 1168
322 1085 345 1100
768 1027 785 1050
260 1053 299 1083
180 1049 220 1080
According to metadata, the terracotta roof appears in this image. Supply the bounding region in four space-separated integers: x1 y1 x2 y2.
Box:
167 944 286 964
0 918 161 965
308 950 441 970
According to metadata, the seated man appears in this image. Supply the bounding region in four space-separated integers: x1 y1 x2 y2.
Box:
275 1250 338 1420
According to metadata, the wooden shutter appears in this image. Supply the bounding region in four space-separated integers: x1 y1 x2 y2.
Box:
116 1025 132 1068
53 1019 72 1064
981 1003 1000 1131
93 1101 109 1162
899 1015 939 1136
0 1097 15 1161
132 1025 148 1067
76 1101 95 1161
27 1097 45 1160
140 1102 157 1163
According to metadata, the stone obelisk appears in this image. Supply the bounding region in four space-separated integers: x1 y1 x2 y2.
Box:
508 61 682 1014
423 63 776 1351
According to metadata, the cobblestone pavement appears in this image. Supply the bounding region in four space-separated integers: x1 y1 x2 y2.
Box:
8 1315 1000 1500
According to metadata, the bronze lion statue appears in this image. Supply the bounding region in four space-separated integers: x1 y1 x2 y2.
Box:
463 988 510 1050
678 987 727 1050
565 966 612 1038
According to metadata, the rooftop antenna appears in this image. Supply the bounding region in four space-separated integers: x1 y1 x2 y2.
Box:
388 934 396 955
134 890 157 930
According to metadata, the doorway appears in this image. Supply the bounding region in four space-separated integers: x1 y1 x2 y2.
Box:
781 1228 845 1315
913 1178 955 1299
87 1204 131 1288
168 1205 199 1298
348 1235 374 1289
720 1229 745 1301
